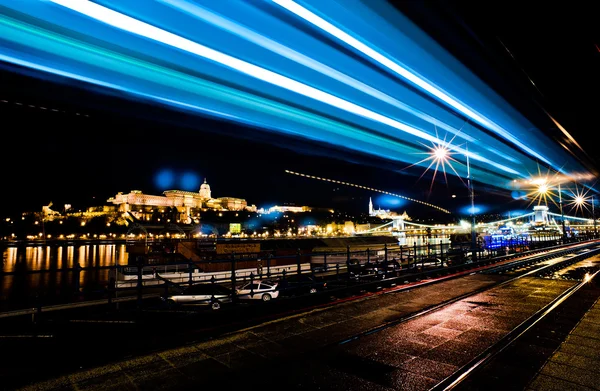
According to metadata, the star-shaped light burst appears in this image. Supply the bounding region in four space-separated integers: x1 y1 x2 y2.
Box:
527 180 559 208
403 128 466 192
567 186 591 216
520 165 564 208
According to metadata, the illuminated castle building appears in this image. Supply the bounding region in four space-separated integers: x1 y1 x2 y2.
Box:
369 197 392 218
108 179 256 223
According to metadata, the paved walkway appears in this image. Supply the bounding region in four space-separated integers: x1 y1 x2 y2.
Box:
527 297 600 391
12 274 503 391
12 273 580 391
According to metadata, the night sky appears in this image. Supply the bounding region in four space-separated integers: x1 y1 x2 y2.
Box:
0 1 597 219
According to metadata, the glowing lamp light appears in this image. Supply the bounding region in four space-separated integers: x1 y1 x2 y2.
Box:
575 196 585 205
537 184 549 195
433 146 448 160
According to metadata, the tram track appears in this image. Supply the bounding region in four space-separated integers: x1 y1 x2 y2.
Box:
232 243 600 391
431 269 600 391
3 243 600 391
330 245 600 348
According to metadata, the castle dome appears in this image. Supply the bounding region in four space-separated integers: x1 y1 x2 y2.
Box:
199 178 211 199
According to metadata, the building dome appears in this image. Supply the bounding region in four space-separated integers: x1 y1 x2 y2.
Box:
199 178 211 199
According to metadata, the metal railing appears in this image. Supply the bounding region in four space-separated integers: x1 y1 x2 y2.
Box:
0 233 595 318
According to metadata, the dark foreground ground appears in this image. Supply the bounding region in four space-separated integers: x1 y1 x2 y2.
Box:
6 269 599 391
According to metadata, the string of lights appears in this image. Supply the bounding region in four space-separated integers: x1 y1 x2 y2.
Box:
547 211 594 223
285 169 451 214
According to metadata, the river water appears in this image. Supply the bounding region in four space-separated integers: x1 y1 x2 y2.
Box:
1 244 129 311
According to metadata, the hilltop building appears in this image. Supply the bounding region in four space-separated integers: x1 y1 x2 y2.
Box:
369 197 394 218
108 179 256 223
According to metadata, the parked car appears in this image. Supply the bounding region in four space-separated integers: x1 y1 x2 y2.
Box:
347 258 363 280
236 280 279 301
446 248 469 266
277 273 327 296
162 283 233 310
380 259 402 276
420 257 442 266
359 261 386 280
348 259 401 280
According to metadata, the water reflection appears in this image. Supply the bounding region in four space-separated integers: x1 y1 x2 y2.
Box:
1 244 129 311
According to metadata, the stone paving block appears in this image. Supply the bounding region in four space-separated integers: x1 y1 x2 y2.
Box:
213 347 268 369
297 309 352 329
400 357 458 381
389 317 442 334
120 356 172 380
301 364 394 391
176 356 229 380
328 351 397 388
550 351 600 372
354 308 407 327
277 333 315 354
540 361 600 390
71 372 135 391
389 369 439 391
560 342 600 360
235 338 288 359
365 349 415 368
393 339 434 357
437 319 472 332
18 378 76 391
459 314 514 332
563 334 600 350
571 321 600 339
392 330 448 348
157 345 208 368
422 325 464 340
420 340 481 367
250 319 318 341
133 368 190 391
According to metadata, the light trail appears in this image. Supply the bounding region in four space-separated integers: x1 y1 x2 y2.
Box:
48 0 520 177
159 0 520 166
273 0 556 167
284 169 451 214
0 14 447 165
0 0 592 191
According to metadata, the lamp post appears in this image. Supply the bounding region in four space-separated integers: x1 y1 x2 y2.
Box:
574 193 595 239
466 148 477 260
592 195 597 238
427 143 477 259
558 183 566 243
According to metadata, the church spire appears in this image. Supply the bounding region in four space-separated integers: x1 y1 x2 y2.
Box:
369 197 373 216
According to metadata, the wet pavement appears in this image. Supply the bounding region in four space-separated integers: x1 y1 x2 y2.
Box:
541 256 600 281
527 292 600 391
11 272 579 391
449 258 600 391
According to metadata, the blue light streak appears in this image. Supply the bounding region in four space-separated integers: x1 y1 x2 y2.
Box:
0 0 591 191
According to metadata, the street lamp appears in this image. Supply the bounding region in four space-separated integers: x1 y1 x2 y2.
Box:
427 143 477 259
576 193 598 238
558 183 566 242
593 195 597 238
465 149 477 258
